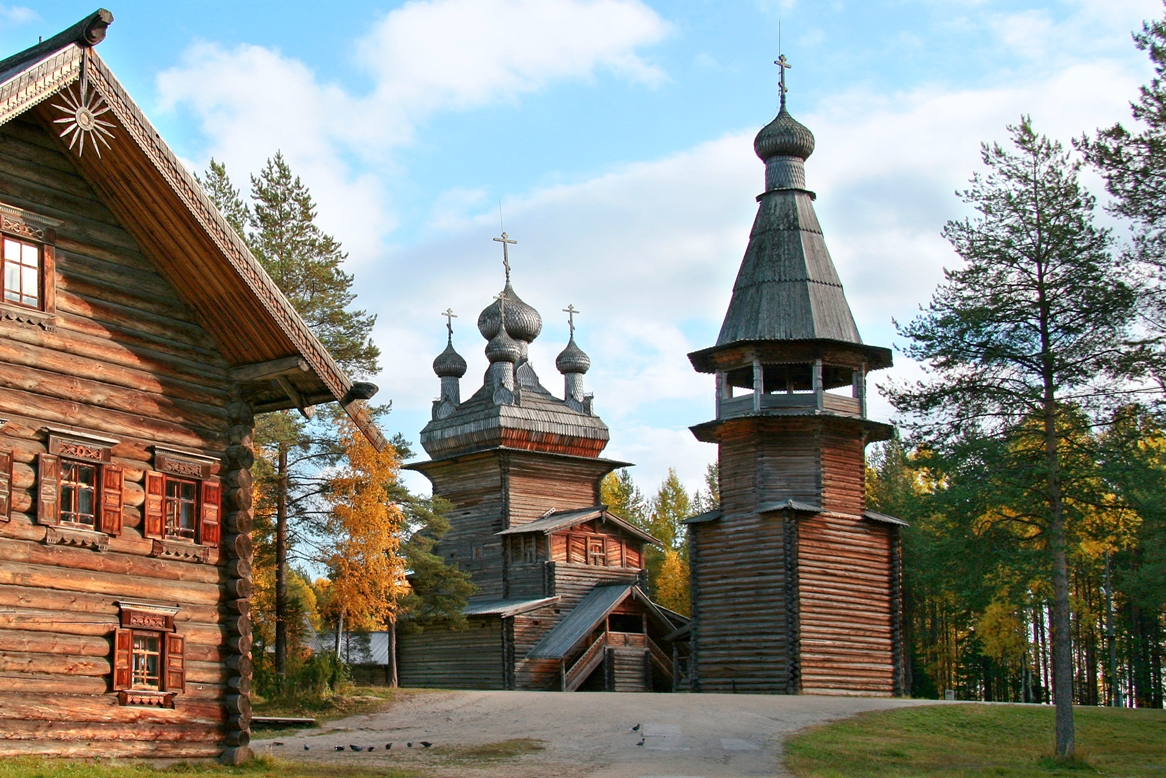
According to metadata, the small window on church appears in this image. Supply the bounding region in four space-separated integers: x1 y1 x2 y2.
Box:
60 460 98 528
2 236 40 309
164 477 198 541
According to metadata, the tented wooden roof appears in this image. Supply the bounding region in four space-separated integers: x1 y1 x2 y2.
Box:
0 10 384 448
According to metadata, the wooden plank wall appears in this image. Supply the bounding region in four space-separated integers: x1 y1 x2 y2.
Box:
397 618 504 689
797 513 894 695
610 648 649 692
512 610 561 690
0 115 242 757
688 512 790 693
505 455 608 528
419 454 506 598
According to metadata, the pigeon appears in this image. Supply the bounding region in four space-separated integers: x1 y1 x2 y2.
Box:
420 741 432 748
333 746 344 752
631 724 641 732
274 741 285 746
367 746 375 752
385 743 393 750
303 745 310 751
407 742 413 748
349 745 362 752
636 738 645 747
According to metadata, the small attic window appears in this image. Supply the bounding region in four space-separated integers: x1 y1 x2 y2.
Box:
3 236 40 308
0 203 59 322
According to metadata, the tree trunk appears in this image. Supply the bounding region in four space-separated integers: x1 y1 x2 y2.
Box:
274 445 289 677
1044 395 1075 756
387 619 398 689
1104 552 1121 706
334 609 343 658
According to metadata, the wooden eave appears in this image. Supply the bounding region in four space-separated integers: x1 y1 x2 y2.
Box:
689 412 894 444
495 505 661 547
688 338 893 375
404 447 632 474
0 26 384 449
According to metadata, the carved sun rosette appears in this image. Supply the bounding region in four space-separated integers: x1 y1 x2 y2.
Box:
51 81 114 157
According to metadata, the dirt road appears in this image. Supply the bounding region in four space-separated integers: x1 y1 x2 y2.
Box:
253 689 929 777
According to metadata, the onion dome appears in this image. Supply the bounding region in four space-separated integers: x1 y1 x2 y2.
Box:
433 338 467 378
556 336 591 374
485 324 521 364
478 283 543 344
754 107 815 162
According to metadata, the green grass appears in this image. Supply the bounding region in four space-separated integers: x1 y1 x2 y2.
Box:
785 703 1166 777
0 755 415 778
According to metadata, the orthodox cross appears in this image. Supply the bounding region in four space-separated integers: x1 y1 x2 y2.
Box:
774 53 790 110
563 304 579 337
493 232 517 284
442 308 457 341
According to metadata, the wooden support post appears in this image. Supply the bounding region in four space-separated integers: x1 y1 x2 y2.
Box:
752 358 763 413
812 359 823 412
715 372 725 420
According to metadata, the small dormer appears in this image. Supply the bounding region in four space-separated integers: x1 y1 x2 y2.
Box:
496 506 658 571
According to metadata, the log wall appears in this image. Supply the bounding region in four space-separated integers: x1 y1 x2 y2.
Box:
396 618 504 689
0 114 249 759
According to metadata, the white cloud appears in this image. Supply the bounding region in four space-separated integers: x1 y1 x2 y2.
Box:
0 5 37 25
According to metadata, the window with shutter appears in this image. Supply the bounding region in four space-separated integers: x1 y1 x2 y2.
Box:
112 627 133 690
163 633 185 693
37 453 59 525
99 464 122 535
199 478 220 546
0 448 11 522
143 471 164 539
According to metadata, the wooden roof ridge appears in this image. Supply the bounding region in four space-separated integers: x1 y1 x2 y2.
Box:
0 13 385 449
495 504 662 546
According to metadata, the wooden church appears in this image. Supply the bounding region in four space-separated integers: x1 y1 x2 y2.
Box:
683 60 906 696
398 253 686 692
0 10 382 761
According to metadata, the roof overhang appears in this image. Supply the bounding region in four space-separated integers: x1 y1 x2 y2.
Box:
690 414 895 444
863 509 909 527
688 339 893 374
496 505 662 546
0 11 384 449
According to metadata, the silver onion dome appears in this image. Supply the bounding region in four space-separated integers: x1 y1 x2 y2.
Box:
433 339 467 378
478 283 543 344
754 107 815 162
556 336 590 374
485 326 521 364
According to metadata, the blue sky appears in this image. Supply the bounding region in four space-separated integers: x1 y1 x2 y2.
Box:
2 0 1162 497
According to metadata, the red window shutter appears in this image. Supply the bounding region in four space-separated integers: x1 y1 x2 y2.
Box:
0 449 11 522
163 633 185 693
143 472 164 539
200 478 221 547
112 628 133 690
100 465 123 536
37 454 60 526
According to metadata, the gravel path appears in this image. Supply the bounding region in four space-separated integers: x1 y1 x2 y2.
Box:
253 689 930 777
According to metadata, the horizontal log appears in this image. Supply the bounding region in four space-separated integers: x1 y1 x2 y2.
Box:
0 692 225 725
0 628 110 657
0 651 111 677
0 537 225 584
0 558 224 605
0 739 223 758
0 670 108 695
0 583 223 624
0 717 224 743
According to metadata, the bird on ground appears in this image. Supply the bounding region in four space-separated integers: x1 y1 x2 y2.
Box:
349 745 362 752
385 743 393 750
333 746 344 752
303 745 310 751
631 724 641 732
420 741 433 748
367 746 375 752
274 741 284 746
636 739 645 747
407 742 413 748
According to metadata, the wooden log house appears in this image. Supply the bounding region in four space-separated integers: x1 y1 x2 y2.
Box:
398 273 686 691
683 67 907 696
0 11 383 761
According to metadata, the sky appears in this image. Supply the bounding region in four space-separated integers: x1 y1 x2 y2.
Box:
2 0 1162 498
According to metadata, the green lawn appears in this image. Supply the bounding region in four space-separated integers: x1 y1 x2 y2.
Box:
0 755 414 778
785 703 1166 777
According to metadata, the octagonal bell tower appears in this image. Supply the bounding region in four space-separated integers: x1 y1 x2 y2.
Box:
685 58 905 696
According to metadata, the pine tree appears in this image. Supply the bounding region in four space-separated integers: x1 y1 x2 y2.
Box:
648 468 690 550
888 118 1140 756
196 158 249 239
601 469 647 525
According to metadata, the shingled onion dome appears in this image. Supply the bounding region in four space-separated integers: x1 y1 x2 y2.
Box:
754 106 815 192
556 336 590 375
478 283 543 348
485 317 522 365
433 338 467 378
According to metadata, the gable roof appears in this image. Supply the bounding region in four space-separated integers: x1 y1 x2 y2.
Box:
526 584 678 660
495 505 661 546
0 10 384 448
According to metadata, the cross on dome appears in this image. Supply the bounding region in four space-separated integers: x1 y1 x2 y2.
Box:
493 232 517 284
563 304 579 337
774 54 791 110
442 308 457 340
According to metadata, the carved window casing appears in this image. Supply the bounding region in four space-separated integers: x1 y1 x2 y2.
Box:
38 432 123 541
144 448 221 549
0 203 58 329
113 602 184 708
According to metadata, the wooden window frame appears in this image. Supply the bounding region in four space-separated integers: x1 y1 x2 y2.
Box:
0 203 58 324
112 603 184 708
59 459 99 529
144 449 221 547
38 433 122 536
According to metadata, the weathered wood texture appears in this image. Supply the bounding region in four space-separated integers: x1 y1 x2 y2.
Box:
0 114 249 757
397 618 504 689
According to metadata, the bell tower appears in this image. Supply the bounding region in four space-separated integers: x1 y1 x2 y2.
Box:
685 59 905 696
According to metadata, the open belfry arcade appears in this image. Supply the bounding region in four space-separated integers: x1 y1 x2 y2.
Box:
0 6 906 765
